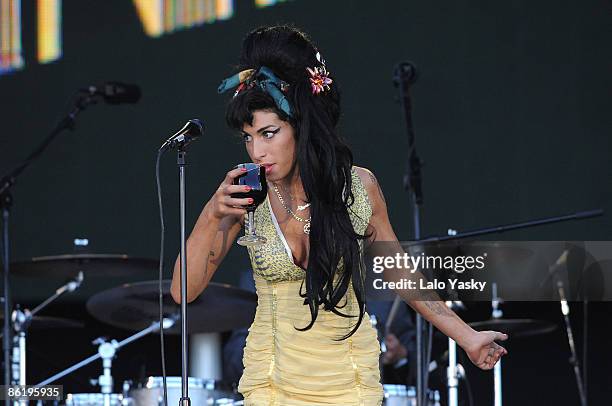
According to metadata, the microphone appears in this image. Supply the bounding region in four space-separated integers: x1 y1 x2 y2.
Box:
83 82 141 104
393 61 418 87
160 119 204 151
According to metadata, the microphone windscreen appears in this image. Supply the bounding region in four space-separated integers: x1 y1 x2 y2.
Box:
187 119 204 136
102 82 142 104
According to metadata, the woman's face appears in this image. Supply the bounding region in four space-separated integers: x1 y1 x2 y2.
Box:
241 109 297 183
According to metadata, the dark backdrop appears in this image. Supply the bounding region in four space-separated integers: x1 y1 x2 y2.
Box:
1 1 610 404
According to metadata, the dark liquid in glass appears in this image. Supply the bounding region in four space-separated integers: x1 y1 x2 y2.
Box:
231 165 267 210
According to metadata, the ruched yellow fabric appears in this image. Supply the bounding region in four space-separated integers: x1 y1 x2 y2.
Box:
238 168 384 405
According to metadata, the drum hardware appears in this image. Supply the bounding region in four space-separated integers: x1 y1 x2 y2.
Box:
8 271 84 389
397 211 602 406
466 284 558 406
444 300 465 406
0 315 83 334
467 318 557 338
89 337 118 399
190 333 222 380
383 384 440 406
77 280 256 405
548 250 587 406
11 254 158 279
85 280 257 335
126 376 238 405
64 392 125 405
0 86 120 389
3 272 251 405
35 317 176 391
87 279 258 396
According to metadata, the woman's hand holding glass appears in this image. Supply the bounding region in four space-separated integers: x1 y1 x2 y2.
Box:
208 166 254 221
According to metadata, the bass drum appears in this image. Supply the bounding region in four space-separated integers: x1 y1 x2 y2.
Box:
383 385 440 406
129 376 238 405
64 393 125 405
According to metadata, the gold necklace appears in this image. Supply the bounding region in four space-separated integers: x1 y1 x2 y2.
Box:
273 183 311 235
278 183 311 211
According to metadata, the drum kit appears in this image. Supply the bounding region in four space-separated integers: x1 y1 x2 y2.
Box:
7 250 257 405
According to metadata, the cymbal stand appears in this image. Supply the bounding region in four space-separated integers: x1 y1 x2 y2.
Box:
36 318 176 388
9 272 83 391
555 277 587 406
92 337 118 406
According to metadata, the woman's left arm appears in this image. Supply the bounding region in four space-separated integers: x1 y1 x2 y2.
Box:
354 166 507 370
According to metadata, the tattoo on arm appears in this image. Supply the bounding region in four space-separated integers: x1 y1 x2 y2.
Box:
423 300 452 316
368 171 387 205
201 250 216 281
421 290 453 317
210 226 231 267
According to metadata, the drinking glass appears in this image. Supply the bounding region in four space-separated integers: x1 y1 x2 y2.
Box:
231 163 268 246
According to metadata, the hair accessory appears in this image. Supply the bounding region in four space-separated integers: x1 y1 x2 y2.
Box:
218 66 293 117
315 51 326 65
217 69 256 97
306 65 332 95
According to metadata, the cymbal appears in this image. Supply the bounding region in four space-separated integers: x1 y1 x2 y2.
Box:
86 280 257 334
469 318 557 339
11 254 158 278
460 242 534 263
0 315 83 330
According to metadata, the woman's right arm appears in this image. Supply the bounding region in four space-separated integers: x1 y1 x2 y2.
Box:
170 166 252 303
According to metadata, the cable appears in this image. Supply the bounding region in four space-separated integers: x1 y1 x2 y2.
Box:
155 149 169 406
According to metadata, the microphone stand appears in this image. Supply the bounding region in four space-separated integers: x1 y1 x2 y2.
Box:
177 147 191 406
549 253 588 406
393 61 429 406
0 91 98 388
158 120 203 406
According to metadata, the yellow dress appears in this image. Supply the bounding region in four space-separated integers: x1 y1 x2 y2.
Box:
239 168 384 405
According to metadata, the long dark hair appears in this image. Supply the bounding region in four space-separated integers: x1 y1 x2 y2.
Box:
225 25 368 339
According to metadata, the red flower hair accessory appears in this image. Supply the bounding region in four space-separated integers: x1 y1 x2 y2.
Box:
307 65 333 95
307 51 332 94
